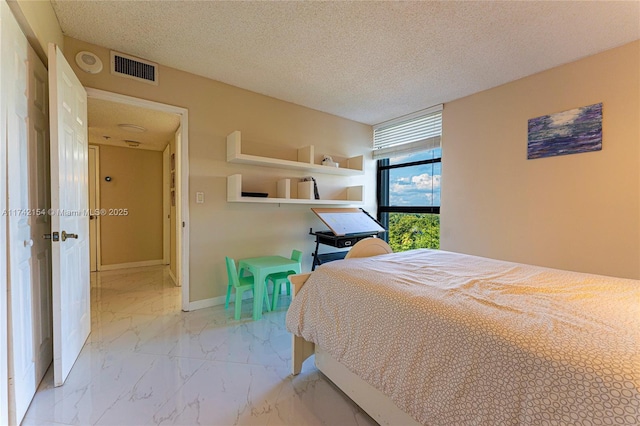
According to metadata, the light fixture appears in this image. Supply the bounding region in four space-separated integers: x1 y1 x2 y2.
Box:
75 51 103 74
118 124 147 133
124 140 141 147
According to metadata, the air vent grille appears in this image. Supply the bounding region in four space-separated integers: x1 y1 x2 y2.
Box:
110 51 158 85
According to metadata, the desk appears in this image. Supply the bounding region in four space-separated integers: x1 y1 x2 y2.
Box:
238 256 301 320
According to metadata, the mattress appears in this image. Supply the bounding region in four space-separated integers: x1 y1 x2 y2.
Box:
285 249 640 425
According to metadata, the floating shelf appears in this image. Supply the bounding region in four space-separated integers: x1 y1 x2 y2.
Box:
227 174 363 205
226 131 364 176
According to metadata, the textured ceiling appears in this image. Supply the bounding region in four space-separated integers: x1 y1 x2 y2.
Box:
88 98 180 151
52 1 640 125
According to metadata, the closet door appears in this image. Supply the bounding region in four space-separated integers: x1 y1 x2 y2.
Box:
28 43 53 388
0 3 10 425
3 1 37 424
49 43 90 387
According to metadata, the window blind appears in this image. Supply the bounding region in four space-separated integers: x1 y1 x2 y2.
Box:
373 104 443 159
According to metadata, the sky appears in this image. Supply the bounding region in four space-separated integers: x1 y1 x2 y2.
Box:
388 149 441 207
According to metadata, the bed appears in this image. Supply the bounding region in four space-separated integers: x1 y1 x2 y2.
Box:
285 248 640 425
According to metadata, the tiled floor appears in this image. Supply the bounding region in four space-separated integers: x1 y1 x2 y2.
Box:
22 266 377 426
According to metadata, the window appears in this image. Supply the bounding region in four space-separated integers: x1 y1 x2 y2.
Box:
374 105 442 252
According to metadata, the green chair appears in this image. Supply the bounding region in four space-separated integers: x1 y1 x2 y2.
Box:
267 250 302 309
225 256 271 320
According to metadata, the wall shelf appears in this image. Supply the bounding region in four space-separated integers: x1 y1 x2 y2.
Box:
227 174 363 205
226 131 364 176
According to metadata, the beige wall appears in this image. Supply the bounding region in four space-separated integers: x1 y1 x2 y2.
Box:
441 41 640 279
8 0 64 60
63 36 374 302
98 145 164 266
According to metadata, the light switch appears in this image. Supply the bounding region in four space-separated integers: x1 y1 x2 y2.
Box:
196 191 205 204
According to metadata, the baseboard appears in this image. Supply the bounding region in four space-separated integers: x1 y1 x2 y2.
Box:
185 295 225 311
99 259 164 271
185 290 258 311
168 269 178 286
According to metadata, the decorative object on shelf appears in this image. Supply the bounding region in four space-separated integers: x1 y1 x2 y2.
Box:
226 174 362 205
225 131 364 205
226 131 363 175
301 176 320 199
321 155 339 168
527 102 603 160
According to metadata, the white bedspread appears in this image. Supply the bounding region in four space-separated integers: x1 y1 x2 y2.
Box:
286 249 640 425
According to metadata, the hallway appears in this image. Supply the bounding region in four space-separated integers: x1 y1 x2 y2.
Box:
22 266 375 425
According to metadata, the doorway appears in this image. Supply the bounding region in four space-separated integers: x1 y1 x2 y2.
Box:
85 88 190 311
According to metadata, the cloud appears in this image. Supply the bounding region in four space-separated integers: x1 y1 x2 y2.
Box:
389 173 441 206
411 173 441 190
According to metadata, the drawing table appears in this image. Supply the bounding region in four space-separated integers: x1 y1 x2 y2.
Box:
238 255 301 320
310 208 386 270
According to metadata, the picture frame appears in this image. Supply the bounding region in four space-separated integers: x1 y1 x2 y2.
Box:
527 102 602 160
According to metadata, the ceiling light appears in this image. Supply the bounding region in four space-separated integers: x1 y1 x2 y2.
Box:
75 51 103 74
124 140 141 147
118 124 147 133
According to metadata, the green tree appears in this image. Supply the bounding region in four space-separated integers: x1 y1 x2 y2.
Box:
388 213 439 252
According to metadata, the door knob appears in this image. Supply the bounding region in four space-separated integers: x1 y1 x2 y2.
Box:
61 231 78 241
24 239 33 247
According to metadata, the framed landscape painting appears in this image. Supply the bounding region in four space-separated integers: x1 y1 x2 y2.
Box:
527 102 602 160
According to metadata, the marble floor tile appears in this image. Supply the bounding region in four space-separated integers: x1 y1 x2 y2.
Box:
23 265 376 426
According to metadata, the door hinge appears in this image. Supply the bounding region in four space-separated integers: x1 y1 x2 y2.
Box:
182 221 185 228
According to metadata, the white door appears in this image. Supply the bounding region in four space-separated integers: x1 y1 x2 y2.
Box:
4 1 36 423
48 43 91 387
28 44 53 384
0 3 9 424
88 146 99 272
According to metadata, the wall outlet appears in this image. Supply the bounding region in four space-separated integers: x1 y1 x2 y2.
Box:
196 192 204 204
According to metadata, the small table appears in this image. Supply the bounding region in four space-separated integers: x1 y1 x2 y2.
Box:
238 255 301 320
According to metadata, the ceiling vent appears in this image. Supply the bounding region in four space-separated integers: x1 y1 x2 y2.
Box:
110 51 158 85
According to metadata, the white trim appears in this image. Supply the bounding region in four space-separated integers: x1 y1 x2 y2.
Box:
186 296 224 311
88 145 101 271
99 259 163 271
184 291 259 312
0 3 10 422
179 124 190 310
168 268 177 286
84 88 190 312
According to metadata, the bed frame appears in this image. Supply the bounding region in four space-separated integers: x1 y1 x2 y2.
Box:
289 273 420 426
